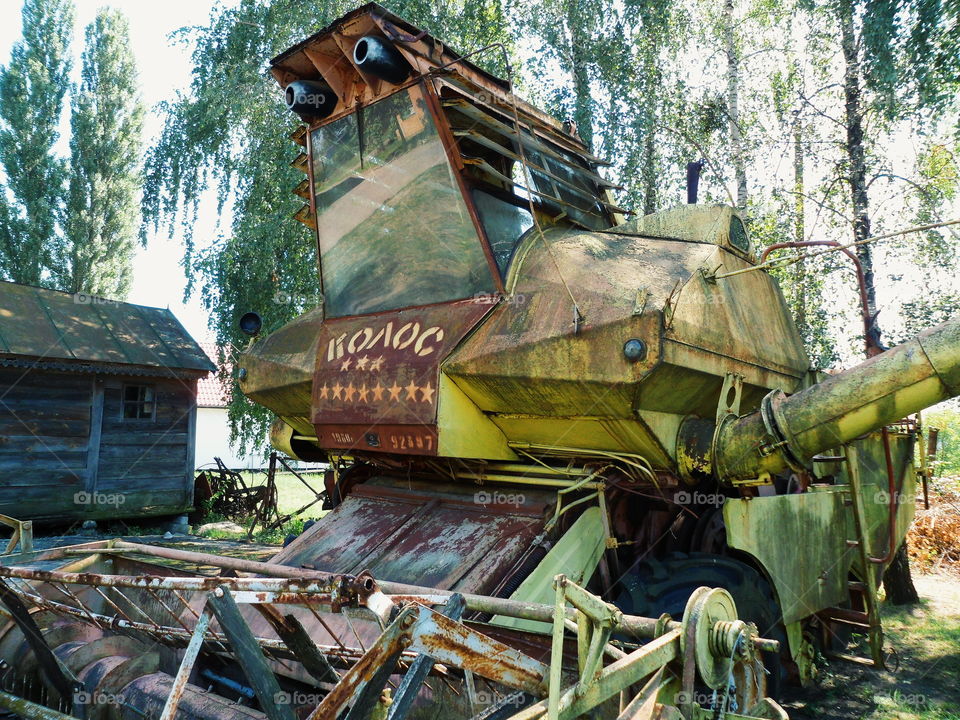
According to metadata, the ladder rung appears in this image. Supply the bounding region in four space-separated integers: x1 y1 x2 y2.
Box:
826 651 877 666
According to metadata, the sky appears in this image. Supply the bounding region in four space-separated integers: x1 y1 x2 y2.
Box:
0 0 240 343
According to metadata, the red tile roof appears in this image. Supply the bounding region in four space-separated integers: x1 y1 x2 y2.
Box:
196 342 230 408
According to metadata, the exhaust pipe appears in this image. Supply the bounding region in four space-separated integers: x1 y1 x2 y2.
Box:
353 35 411 85
284 80 337 119
686 159 705 204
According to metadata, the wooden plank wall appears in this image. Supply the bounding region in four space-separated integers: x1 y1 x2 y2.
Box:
0 368 196 522
0 368 90 519
96 378 196 517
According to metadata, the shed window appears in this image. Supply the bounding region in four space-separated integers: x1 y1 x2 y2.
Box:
123 385 155 420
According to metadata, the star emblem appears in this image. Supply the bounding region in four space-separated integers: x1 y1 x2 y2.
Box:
356 355 370 370
340 358 352 372
404 381 419 400
387 382 402 401
369 356 385 371
344 382 356 402
318 384 329 400
357 384 370 402
331 382 344 400
420 382 435 403
372 383 384 401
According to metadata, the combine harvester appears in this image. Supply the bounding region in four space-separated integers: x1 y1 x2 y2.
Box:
0 4 957 719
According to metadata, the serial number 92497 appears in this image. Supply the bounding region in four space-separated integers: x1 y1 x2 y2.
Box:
389 433 434 451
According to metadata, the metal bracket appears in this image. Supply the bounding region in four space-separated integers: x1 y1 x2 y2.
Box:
0 515 32 555
159 605 211 720
716 373 744 425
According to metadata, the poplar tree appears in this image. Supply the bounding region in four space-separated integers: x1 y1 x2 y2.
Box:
0 0 74 286
63 9 145 298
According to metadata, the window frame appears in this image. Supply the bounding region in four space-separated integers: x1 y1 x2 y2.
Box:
304 80 505 320
121 384 156 422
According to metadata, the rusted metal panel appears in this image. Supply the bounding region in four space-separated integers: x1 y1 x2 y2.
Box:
0 281 213 374
311 300 491 428
271 478 550 595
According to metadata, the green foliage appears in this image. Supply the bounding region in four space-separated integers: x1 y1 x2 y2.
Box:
924 402 960 477
63 9 145 298
0 0 144 298
0 0 74 286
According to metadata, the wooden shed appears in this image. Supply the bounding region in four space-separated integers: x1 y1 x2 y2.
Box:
0 281 215 522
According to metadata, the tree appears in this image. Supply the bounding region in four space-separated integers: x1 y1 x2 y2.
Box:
63 9 145 298
0 0 74 286
724 0 747 208
144 0 513 452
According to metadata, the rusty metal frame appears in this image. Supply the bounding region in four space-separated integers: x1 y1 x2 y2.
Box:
0 514 32 555
0 542 785 720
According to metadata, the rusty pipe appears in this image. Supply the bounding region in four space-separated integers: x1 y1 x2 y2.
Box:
760 240 878 356
99 542 782 651
680 313 960 483
869 427 899 565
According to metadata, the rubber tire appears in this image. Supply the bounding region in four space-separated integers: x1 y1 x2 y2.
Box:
616 551 787 699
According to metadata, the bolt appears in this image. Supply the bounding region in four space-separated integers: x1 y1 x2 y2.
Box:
401 613 416 628
214 587 225 598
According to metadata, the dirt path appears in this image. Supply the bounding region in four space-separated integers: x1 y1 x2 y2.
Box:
782 571 960 719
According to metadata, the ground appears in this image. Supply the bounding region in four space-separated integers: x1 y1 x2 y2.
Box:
782 572 960 720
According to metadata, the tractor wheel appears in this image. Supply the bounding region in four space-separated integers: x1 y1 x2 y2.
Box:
617 552 787 700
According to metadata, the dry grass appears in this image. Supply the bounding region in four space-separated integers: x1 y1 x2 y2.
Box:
909 476 960 573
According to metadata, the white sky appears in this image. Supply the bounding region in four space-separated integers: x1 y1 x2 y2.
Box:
0 0 240 343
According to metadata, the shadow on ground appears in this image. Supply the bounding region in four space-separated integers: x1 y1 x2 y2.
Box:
782 572 960 720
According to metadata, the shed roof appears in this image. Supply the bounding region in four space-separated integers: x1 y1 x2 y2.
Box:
0 281 215 376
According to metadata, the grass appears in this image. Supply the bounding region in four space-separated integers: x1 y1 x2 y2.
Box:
784 571 960 720
188 469 327 545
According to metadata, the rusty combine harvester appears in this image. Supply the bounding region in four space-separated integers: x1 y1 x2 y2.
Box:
0 4 959 720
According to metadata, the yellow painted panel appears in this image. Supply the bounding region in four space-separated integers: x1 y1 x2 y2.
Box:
490 506 605 633
436 373 517 460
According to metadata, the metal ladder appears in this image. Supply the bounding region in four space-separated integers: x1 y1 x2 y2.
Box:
818 443 886 668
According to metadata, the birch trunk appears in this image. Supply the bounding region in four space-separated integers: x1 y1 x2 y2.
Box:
725 0 747 208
